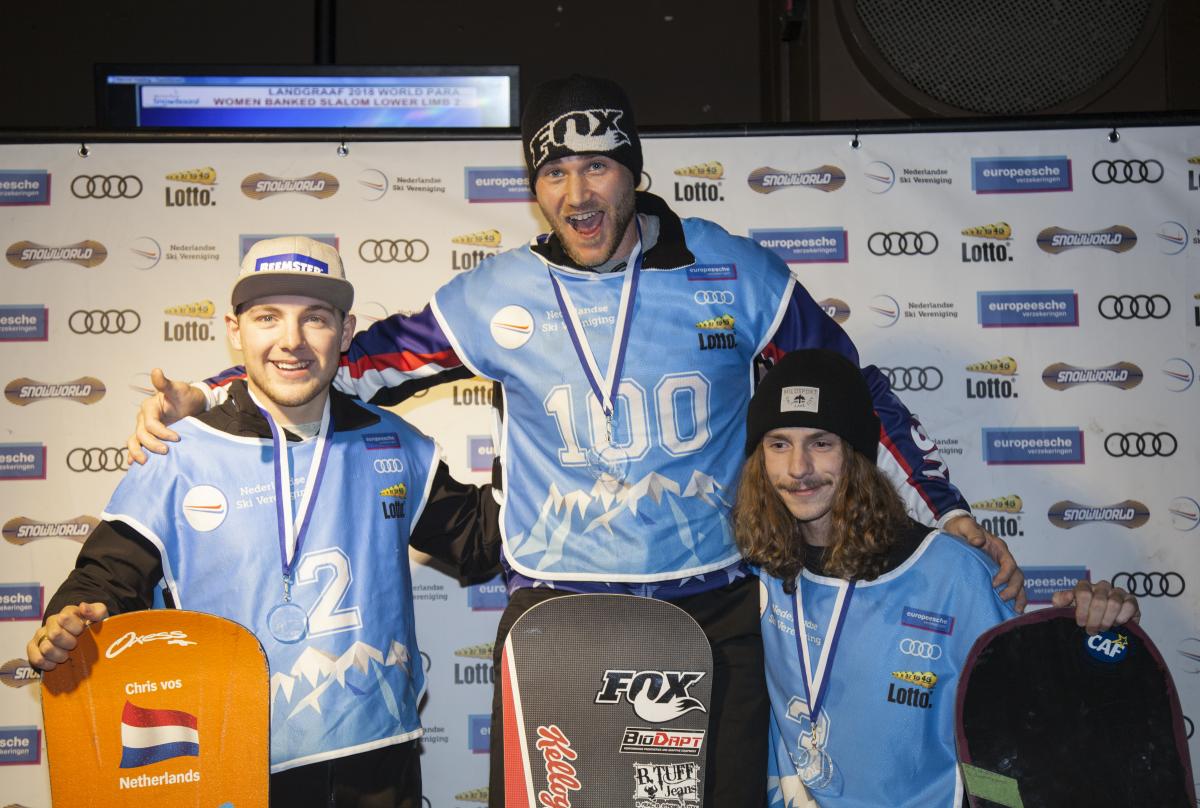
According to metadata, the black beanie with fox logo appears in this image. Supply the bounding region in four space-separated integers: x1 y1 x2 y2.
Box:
521 74 642 187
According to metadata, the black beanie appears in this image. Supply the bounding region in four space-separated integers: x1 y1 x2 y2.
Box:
745 349 880 460
521 75 642 188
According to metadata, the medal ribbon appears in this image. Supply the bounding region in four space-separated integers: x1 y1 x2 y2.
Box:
254 394 335 598
792 577 856 721
547 221 643 423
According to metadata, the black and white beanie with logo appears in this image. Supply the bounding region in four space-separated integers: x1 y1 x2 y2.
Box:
521 74 643 187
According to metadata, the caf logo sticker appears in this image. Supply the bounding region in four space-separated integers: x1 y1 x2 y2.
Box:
489 305 533 350
181 485 228 532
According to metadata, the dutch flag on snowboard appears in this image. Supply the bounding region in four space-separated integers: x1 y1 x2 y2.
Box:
119 701 199 768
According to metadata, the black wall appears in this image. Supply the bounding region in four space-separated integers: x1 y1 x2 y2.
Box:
1 0 766 129
3 0 1196 131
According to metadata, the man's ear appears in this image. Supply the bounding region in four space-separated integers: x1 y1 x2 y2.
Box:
339 313 356 352
225 311 242 351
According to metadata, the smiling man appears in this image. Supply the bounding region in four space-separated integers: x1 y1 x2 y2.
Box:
129 76 1024 805
734 350 1137 807
29 237 499 808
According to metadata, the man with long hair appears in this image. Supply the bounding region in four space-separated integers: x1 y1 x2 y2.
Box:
735 349 1138 807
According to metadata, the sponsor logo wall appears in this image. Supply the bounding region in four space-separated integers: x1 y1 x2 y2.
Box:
1 127 1197 801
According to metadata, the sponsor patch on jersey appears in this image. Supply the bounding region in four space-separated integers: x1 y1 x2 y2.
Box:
181 485 228 532
686 263 737 282
489 305 534 349
891 670 938 689
362 432 401 451
900 606 955 635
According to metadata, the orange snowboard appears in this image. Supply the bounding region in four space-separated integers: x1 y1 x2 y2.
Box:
41 609 269 807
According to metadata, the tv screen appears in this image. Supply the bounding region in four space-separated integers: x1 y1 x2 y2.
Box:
97 65 519 129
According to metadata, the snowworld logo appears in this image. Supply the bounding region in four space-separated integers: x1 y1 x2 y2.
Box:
595 669 707 723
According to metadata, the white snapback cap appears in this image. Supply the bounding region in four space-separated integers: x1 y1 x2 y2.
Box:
232 236 353 313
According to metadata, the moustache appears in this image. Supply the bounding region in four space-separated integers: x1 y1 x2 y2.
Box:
777 475 829 494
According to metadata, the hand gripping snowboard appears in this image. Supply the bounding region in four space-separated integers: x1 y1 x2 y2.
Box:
955 608 1195 808
502 594 713 808
41 609 269 807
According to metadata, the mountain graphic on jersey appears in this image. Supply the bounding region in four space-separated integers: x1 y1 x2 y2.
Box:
119 701 200 768
270 640 412 722
511 470 733 573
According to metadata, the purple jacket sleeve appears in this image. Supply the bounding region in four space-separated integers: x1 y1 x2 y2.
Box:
763 280 970 525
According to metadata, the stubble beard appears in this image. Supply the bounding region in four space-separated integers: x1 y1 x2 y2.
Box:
557 191 638 268
244 362 333 415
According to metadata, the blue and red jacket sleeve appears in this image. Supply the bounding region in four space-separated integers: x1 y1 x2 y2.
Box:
204 305 471 405
763 281 970 525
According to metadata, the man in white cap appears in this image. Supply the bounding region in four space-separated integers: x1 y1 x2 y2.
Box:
28 237 499 807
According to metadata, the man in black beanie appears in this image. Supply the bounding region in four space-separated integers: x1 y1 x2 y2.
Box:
130 75 1024 806
735 349 1137 807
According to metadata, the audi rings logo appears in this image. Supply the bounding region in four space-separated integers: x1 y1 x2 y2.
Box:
372 457 405 474
868 231 938 256
69 309 141 335
1098 294 1170 320
358 239 429 263
693 290 735 305
1091 159 1163 184
1111 572 1185 597
71 175 143 199
880 366 943 391
67 447 129 472
899 638 943 660
1104 432 1177 458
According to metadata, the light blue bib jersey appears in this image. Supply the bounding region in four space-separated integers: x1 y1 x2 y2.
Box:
103 408 438 773
760 532 1017 808
432 219 797 583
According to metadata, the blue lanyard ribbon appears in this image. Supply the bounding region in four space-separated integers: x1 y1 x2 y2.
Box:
255 395 334 591
792 577 856 721
547 221 643 421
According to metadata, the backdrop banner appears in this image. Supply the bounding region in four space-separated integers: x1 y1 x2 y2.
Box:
1 127 1196 807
